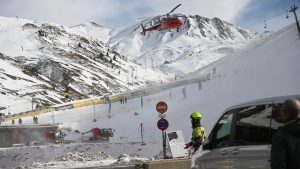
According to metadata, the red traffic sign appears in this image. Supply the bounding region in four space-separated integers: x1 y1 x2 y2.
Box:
157 118 169 131
156 101 168 114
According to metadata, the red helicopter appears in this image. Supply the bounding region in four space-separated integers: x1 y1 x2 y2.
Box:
140 4 184 35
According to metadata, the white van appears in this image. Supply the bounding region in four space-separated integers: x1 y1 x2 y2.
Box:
192 95 300 169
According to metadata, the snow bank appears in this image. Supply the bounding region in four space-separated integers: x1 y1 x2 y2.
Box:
56 152 111 162
16 151 148 169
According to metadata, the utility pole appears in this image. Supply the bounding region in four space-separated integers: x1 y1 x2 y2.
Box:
93 98 97 122
289 4 300 38
108 100 112 118
31 97 35 111
52 111 55 126
135 66 138 80
151 57 154 69
264 19 268 33
264 19 267 29
127 75 129 87
140 123 146 145
131 68 134 84
144 58 147 72
92 85 97 122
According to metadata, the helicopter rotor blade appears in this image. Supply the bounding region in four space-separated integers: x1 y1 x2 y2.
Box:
167 4 182 15
138 17 150 19
175 14 186 17
138 15 161 20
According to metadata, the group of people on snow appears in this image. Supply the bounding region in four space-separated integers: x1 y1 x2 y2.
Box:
119 97 127 104
33 116 38 124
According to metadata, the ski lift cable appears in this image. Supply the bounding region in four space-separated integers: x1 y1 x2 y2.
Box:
241 10 289 29
245 2 300 29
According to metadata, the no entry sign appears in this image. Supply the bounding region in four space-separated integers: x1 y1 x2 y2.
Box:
157 118 169 131
156 101 168 114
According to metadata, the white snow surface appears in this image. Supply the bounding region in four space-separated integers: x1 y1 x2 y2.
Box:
0 21 300 168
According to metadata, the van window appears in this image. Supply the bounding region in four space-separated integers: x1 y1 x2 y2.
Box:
212 112 234 148
234 105 272 145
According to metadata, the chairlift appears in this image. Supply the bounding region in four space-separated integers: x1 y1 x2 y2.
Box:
286 10 289 18
264 20 267 29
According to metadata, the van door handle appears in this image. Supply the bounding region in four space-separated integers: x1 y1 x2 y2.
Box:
231 148 239 155
221 150 228 156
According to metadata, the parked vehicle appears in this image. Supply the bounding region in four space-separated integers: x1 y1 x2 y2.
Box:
0 124 60 147
192 95 300 169
81 128 115 142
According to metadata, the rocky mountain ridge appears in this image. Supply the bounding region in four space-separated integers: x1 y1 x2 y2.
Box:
0 16 169 112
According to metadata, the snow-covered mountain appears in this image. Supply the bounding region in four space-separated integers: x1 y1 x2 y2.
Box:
0 16 170 113
0 14 256 113
70 22 111 43
108 14 256 75
1 23 299 169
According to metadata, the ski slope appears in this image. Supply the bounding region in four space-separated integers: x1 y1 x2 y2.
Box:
1 23 300 169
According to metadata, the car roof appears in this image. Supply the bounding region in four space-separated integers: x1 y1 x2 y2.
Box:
224 94 300 112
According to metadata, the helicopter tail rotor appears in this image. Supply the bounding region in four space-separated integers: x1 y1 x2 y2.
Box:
141 24 146 35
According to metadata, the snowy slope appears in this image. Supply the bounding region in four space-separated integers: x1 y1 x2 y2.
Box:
70 22 111 43
108 15 256 75
1 23 299 169
0 16 170 113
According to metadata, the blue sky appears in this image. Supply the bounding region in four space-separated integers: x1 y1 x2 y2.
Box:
0 0 299 32
236 0 300 32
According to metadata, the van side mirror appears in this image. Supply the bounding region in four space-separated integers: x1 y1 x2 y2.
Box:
202 134 212 150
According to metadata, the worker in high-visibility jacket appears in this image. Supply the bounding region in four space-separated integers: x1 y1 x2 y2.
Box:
185 112 205 152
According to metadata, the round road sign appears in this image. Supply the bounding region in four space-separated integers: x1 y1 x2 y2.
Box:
157 118 169 131
156 101 168 114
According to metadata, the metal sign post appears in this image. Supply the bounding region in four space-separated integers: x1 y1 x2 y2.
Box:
162 131 166 158
140 123 146 145
156 101 169 159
